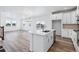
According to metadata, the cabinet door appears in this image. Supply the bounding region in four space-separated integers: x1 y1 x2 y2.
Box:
52 15 57 20
56 13 62 19
63 12 71 24
66 29 72 38
61 29 64 37
51 32 54 45
44 33 53 52
47 34 52 48
44 36 49 51
62 29 67 37
66 13 71 24
68 30 72 38
62 29 70 38
71 11 77 24
77 6 79 16
63 13 67 24
65 29 69 38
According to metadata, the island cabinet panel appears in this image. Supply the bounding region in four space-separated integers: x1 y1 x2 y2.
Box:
43 36 49 51
32 31 55 52
32 35 44 52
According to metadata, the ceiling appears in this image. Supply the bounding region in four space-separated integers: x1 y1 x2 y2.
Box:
0 6 76 18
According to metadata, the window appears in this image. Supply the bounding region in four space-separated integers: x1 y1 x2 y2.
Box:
12 21 16 26
5 17 16 27
6 19 11 26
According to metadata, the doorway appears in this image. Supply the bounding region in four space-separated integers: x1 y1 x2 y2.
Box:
52 20 61 36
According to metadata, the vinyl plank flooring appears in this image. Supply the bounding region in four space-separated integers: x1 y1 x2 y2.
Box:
48 36 76 52
3 31 75 52
3 31 30 52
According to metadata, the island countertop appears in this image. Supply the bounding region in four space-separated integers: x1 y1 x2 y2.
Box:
28 29 56 36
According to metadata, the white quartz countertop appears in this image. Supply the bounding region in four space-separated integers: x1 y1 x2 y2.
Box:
28 29 56 36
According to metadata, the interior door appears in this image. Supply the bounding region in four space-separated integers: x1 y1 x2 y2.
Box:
52 20 61 35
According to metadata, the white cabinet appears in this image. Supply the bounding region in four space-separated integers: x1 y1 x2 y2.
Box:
33 35 44 52
62 29 67 37
66 13 71 24
32 32 54 52
70 11 77 24
77 6 79 16
52 15 57 20
43 36 49 51
62 12 71 24
71 31 79 51
56 13 63 20
62 11 77 24
52 13 62 20
62 13 67 24
62 11 77 38
22 20 32 31
47 32 54 48
62 29 72 38
67 29 72 38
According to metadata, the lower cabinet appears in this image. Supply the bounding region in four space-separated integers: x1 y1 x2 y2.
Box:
71 31 79 52
32 35 44 52
32 32 54 52
43 36 49 51
62 29 72 38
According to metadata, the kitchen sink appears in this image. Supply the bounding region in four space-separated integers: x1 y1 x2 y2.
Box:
42 30 50 32
74 30 79 32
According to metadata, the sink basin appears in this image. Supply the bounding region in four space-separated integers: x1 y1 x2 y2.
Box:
74 30 79 33
42 30 50 32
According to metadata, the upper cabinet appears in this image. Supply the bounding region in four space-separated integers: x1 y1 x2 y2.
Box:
52 13 62 20
52 14 57 20
56 13 63 20
52 7 77 24
77 6 79 16
62 10 77 24
62 12 71 24
70 11 77 24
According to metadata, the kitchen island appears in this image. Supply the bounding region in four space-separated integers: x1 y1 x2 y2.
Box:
28 29 56 52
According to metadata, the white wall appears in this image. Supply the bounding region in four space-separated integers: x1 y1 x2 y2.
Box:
31 14 52 32
0 12 21 31
21 14 52 32
0 12 52 32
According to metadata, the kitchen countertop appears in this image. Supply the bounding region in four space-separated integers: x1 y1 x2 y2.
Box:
74 30 79 32
28 29 56 36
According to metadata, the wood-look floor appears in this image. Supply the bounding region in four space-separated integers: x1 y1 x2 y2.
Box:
48 36 76 52
3 31 75 52
3 31 30 52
